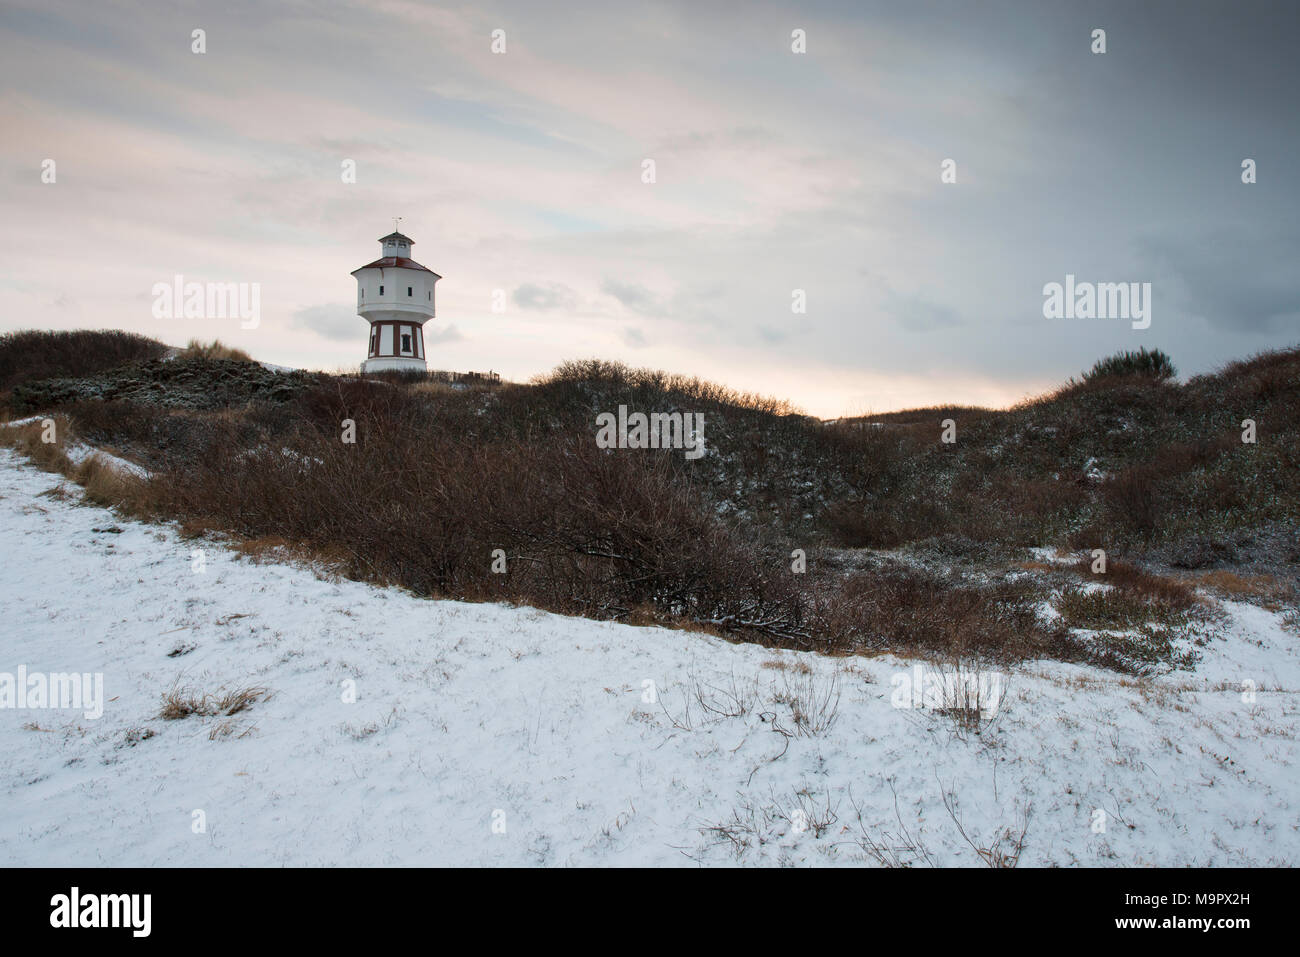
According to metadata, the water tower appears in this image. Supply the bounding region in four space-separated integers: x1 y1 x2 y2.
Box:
352 226 441 373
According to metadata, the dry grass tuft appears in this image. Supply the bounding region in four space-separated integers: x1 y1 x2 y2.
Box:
232 536 294 562
159 684 270 721
1194 570 1295 610
1 416 154 514
180 338 254 362
73 454 143 508
0 416 74 473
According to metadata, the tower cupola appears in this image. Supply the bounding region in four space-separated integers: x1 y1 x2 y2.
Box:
379 231 415 259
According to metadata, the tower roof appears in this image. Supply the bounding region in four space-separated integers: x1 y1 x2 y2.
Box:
378 231 414 245
351 257 440 276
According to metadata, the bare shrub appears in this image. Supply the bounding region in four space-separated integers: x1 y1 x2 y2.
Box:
661 670 762 731
1218 347 1300 402
771 666 841 736
844 780 935 868
809 568 1076 664
1061 560 1211 655
787 786 840 838
27 340 1298 674
699 799 773 860
691 671 761 720
698 785 839 862
923 657 1008 737
940 778 1030 868
148 403 809 646
1072 557 1202 616
1103 467 1160 540
536 359 801 417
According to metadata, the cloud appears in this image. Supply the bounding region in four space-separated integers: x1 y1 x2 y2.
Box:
425 324 463 345
291 305 462 349
600 279 667 318
1139 228 1300 333
513 282 576 311
291 303 361 342
883 295 962 332
2 0 1297 416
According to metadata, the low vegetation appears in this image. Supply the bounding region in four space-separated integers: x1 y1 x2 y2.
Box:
1082 346 1177 383
158 684 270 721
179 338 254 362
0 329 166 393
3 330 1298 674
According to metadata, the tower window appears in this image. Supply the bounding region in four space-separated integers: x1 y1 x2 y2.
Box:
427 291 431 300
407 286 413 297
401 333 412 354
379 285 384 295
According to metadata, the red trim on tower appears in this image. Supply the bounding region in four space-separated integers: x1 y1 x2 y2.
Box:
351 257 441 276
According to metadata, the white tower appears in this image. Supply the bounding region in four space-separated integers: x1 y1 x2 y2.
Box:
352 227 441 373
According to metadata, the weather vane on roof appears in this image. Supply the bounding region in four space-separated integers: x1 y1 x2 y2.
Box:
393 216 402 234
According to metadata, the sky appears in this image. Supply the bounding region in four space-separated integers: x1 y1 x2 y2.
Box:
1 0 1296 417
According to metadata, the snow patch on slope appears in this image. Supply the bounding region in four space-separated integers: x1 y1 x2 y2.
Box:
0 448 1296 866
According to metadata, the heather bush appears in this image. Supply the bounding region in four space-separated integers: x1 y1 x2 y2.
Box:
0 329 167 393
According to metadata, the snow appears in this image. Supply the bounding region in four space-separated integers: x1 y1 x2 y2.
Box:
1029 545 1075 565
63 441 151 479
0 447 1297 866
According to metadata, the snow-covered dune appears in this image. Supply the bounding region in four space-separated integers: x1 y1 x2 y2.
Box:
0 448 1296 866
